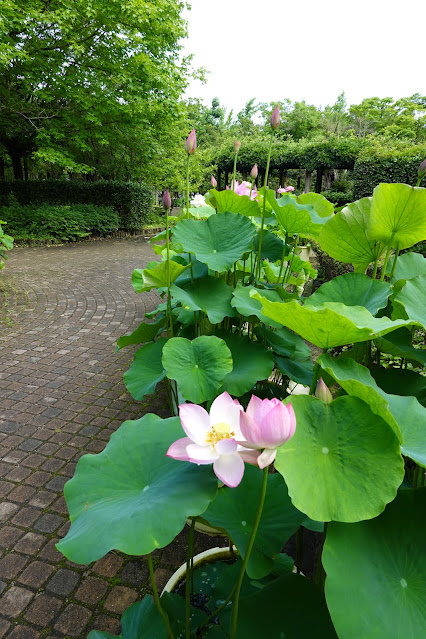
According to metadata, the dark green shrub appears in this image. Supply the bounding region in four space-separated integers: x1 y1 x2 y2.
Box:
321 190 353 207
0 180 154 230
1 202 120 242
353 144 426 199
311 240 354 290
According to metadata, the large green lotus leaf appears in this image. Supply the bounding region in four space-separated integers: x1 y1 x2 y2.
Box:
266 191 318 236
188 205 215 218
305 273 392 315
261 325 311 359
370 365 426 407
393 274 426 328
386 251 426 282
318 197 381 270
88 596 168 639
375 328 426 367
210 188 261 217
253 229 286 261
275 395 404 522
298 192 335 217
231 283 282 327
172 213 256 273
368 183 426 250
203 466 305 579
170 276 236 325
318 355 426 465
161 336 232 403
132 260 188 293
116 316 166 351
56 414 218 563
123 338 166 400
274 355 314 386
234 572 338 638
323 488 426 639
252 293 414 348
217 333 274 396
317 354 402 442
173 259 208 286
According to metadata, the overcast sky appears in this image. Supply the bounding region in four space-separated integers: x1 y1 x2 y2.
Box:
181 0 425 116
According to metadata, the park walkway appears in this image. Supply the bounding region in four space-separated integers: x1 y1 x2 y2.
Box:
0 237 195 639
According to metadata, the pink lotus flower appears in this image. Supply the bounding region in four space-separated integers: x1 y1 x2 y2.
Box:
210 175 217 188
239 396 296 469
226 180 258 200
271 105 280 130
162 189 171 210
250 164 258 179
185 129 197 154
234 140 241 153
166 392 258 487
277 186 295 193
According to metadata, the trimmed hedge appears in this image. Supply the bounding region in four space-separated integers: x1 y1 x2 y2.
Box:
0 180 154 230
352 144 426 199
1 203 120 242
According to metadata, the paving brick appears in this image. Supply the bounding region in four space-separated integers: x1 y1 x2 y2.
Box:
8 625 40 639
38 539 62 563
0 586 34 617
74 576 109 605
92 553 123 578
119 560 149 586
5 466 32 482
7 485 37 503
18 561 55 589
0 553 28 579
0 502 19 522
46 569 80 596
24 593 62 626
18 439 42 452
154 568 174 592
0 619 10 639
53 603 92 636
0 526 23 549
28 491 56 509
12 507 40 527
34 513 64 533
26 471 50 487
103 586 138 614
45 476 67 492
90 615 121 635
0 481 14 498
14 532 47 555
40 458 65 473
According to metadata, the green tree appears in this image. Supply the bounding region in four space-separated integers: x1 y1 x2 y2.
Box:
0 0 190 179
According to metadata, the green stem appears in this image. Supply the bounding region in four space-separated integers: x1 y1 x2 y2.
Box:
283 234 300 285
147 554 175 639
380 245 392 281
185 155 190 218
230 467 268 638
275 235 288 289
232 152 239 192
309 360 322 395
255 132 274 281
389 247 400 281
185 519 195 639
165 210 174 338
415 176 422 187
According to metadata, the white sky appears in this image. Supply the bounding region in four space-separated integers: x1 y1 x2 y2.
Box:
181 0 425 116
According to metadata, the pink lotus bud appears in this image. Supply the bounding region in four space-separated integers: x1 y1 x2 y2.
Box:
270 105 280 130
240 395 296 469
162 189 171 210
210 175 217 188
234 140 241 153
185 128 197 154
315 379 332 404
418 158 426 179
250 164 258 179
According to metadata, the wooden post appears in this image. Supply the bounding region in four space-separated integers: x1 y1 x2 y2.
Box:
304 170 312 193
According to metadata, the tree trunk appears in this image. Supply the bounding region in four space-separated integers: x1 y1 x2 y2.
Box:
297 175 301 190
10 149 23 180
0 158 4 180
324 169 333 190
304 170 312 193
279 169 287 188
23 157 29 180
315 167 324 193
224 171 229 189
241 169 247 181
217 169 222 191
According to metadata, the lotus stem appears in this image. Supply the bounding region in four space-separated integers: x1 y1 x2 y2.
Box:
380 245 393 281
147 553 176 639
230 466 268 639
255 132 274 281
185 519 195 639
185 155 190 218
389 247 400 281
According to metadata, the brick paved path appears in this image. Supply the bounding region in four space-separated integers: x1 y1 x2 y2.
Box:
0 238 217 639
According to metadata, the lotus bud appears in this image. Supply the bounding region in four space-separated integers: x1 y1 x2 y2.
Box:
418 158 426 179
185 128 197 154
270 105 280 130
210 175 217 188
315 378 332 404
250 164 258 179
162 189 171 210
234 140 241 153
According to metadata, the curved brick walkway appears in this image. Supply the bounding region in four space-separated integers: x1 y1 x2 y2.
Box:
0 238 214 639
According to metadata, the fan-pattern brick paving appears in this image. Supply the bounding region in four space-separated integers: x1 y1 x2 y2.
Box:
0 238 218 638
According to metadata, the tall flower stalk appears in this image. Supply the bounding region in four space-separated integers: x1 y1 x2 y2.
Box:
255 105 280 281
